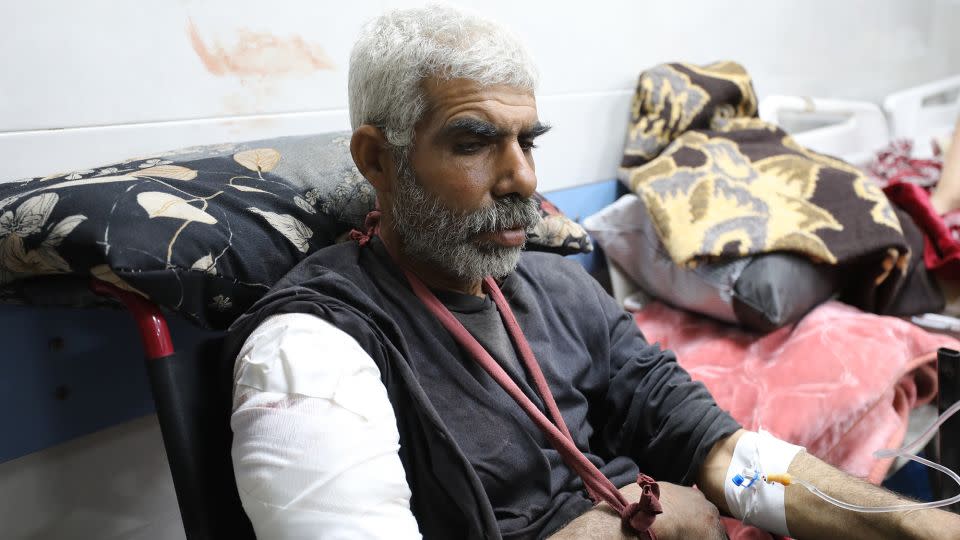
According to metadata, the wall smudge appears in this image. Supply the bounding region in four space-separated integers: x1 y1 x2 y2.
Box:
186 18 335 77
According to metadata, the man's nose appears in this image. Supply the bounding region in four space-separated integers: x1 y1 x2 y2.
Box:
492 140 537 199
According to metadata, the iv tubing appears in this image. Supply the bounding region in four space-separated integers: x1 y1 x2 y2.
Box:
874 400 960 458
772 401 960 512
793 454 960 513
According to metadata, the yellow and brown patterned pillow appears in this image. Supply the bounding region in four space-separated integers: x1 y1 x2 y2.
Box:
619 62 912 314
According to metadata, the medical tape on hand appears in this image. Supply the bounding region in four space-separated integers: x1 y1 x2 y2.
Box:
723 430 803 537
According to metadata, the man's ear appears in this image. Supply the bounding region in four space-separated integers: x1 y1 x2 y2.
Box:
351 125 395 194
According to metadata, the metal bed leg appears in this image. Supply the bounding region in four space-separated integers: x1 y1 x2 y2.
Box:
935 347 960 512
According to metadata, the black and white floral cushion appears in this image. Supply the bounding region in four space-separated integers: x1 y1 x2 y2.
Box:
0 131 591 329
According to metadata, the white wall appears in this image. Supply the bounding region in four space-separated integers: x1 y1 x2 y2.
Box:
2 0 959 186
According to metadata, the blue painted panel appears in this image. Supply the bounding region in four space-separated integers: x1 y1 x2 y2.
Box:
882 452 934 502
543 179 626 274
0 304 218 463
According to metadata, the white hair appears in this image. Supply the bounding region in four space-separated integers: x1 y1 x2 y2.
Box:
348 4 539 150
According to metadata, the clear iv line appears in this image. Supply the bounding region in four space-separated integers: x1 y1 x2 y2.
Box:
775 400 960 512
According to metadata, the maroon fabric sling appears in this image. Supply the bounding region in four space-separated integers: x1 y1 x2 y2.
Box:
405 270 661 538
355 214 661 537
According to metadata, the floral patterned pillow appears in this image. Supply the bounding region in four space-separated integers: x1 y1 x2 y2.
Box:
529 192 593 255
0 132 591 328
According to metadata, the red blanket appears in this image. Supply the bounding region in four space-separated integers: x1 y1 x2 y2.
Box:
868 139 960 279
632 300 958 539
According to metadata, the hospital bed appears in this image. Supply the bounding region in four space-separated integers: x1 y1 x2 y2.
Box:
600 76 960 519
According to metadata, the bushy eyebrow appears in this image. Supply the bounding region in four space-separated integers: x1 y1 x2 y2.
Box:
520 122 552 139
439 117 552 140
441 117 500 138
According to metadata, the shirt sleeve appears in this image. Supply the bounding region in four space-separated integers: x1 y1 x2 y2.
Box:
231 312 422 539
588 278 742 486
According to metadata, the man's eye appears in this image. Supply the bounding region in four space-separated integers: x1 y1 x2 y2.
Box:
519 139 538 151
454 141 484 154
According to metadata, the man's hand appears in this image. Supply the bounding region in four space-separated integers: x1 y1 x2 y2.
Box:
548 482 726 539
649 482 726 540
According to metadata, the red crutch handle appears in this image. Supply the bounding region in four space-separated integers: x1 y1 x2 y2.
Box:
90 279 175 359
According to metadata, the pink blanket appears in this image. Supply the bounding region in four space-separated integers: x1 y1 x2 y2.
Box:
632 300 958 539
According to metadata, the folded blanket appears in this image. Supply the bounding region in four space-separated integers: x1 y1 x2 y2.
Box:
868 139 943 188
619 62 910 313
632 299 957 539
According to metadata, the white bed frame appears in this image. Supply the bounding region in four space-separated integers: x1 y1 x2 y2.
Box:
760 75 960 163
759 95 890 166
884 75 960 157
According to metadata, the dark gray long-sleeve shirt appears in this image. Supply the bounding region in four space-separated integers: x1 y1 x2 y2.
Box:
397 243 741 538
227 238 741 540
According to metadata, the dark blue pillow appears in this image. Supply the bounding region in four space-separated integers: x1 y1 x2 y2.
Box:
0 133 371 328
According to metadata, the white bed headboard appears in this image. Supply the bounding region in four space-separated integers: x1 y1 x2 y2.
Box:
758 96 889 166
883 75 960 158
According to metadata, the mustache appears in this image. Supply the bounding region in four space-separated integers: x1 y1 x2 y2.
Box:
391 163 541 239
466 195 542 235
390 166 538 281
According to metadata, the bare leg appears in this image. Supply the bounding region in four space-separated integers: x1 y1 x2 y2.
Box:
929 118 960 215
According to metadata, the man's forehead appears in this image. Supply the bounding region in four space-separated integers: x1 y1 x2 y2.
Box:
421 77 539 132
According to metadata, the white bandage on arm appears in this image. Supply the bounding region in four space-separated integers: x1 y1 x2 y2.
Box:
231 313 422 539
723 430 804 537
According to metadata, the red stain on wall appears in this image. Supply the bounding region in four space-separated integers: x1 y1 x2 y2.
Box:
187 18 334 77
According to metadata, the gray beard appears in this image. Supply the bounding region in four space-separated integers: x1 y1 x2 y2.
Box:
390 163 542 283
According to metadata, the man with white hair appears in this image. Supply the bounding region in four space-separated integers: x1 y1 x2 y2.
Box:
227 5 960 539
